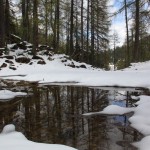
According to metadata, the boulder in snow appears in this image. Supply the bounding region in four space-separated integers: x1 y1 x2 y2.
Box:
15 57 30 64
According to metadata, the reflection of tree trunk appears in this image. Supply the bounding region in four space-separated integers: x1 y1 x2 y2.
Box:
0 0 5 48
76 87 80 134
87 88 90 111
46 88 51 140
81 87 84 133
88 119 91 150
24 97 31 138
34 87 41 142
91 89 94 111
55 87 62 142
71 87 76 147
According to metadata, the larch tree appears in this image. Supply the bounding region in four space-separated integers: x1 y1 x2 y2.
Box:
124 0 130 66
70 0 74 56
133 0 140 62
0 0 5 48
33 0 38 56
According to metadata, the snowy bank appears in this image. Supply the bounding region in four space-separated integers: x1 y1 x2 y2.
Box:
0 124 77 150
0 54 150 88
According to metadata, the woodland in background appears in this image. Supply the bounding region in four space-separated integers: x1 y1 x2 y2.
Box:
0 0 150 69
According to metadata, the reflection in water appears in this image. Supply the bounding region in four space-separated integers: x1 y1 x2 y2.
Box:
0 85 144 150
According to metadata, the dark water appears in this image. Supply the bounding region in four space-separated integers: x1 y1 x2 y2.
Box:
0 85 148 150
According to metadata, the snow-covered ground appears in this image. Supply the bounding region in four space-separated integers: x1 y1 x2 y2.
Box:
0 50 150 89
0 124 77 150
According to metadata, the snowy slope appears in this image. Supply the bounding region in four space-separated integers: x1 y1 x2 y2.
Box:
0 45 150 88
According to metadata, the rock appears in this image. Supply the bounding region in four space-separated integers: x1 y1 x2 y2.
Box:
5 60 14 64
39 45 48 51
0 63 7 68
15 57 30 64
68 62 76 68
29 62 33 65
48 57 53 61
80 64 86 68
27 45 33 49
32 55 43 60
43 51 53 56
11 44 18 50
61 59 67 63
17 43 27 50
37 60 46 65
4 55 14 59
9 66 17 70
68 64 76 68
0 52 3 56
10 34 21 43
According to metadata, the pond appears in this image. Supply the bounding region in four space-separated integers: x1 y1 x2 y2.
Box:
0 84 149 150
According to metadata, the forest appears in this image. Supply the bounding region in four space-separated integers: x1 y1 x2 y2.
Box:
0 0 150 69
1 1 150 150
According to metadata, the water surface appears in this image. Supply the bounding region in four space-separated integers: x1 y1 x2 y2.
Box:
0 85 147 150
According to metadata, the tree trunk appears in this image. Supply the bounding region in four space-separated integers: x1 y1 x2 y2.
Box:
133 0 140 62
0 0 5 48
124 0 130 66
81 0 84 61
91 1 95 65
56 0 60 51
70 0 74 56
33 0 38 56
86 0 90 63
45 0 48 44
5 0 10 43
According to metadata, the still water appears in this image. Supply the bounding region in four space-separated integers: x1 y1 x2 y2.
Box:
0 85 148 150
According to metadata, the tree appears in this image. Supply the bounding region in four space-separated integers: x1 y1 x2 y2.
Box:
33 0 38 56
113 31 119 70
80 0 84 61
124 0 130 66
0 0 5 48
22 0 30 41
70 0 74 56
133 0 140 62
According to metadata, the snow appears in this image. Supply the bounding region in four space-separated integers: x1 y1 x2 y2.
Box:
0 90 27 101
0 54 150 89
0 124 77 150
129 96 150 136
83 105 134 116
133 136 150 150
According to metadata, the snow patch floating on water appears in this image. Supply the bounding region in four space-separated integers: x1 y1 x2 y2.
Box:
0 124 77 150
83 105 134 116
0 90 27 100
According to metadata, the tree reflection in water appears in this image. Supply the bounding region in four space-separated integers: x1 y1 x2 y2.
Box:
0 85 142 150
